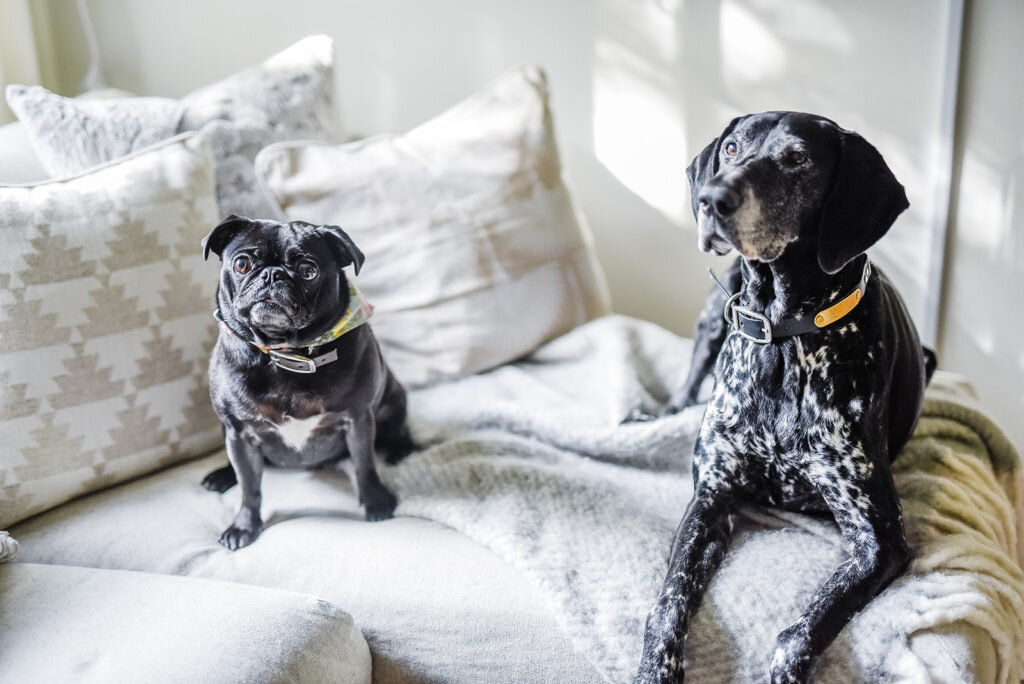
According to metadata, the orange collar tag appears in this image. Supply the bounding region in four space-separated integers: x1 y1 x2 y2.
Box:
813 260 871 328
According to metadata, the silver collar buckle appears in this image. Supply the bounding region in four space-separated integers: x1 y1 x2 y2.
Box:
267 349 318 374
724 292 773 344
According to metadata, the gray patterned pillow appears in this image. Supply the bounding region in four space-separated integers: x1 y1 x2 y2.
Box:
0 133 222 528
5 35 339 219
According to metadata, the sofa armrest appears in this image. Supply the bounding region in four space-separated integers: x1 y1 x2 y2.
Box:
0 563 371 683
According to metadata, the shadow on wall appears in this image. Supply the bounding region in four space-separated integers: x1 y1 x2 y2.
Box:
585 0 956 344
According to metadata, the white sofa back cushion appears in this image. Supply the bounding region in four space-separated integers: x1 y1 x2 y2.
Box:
0 133 222 528
6 35 340 219
257 65 611 387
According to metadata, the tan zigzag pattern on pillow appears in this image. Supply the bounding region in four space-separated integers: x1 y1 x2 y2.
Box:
0 134 222 528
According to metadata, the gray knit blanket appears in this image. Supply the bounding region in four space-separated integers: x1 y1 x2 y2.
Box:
387 315 1024 683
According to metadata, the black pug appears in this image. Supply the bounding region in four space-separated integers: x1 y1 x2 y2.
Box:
637 112 935 683
200 215 414 551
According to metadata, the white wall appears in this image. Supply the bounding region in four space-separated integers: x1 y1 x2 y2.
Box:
40 0 954 336
32 1 1021 447
939 0 1024 450
0 0 44 124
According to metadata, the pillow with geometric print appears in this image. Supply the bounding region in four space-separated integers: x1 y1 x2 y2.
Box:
0 133 221 528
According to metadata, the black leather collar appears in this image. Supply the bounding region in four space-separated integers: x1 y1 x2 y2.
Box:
720 258 872 344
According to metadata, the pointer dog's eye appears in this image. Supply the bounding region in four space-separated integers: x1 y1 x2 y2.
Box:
233 255 251 274
724 142 738 157
785 149 809 166
298 261 318 280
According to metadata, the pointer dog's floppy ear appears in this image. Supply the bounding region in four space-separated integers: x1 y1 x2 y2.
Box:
686 116 742 219
202 215 252 261
817 127 909 274
319 225 365 276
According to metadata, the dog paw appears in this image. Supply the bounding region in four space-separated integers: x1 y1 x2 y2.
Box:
219 522 262 551
362 484 398 522
382 434 416 465
634 646 685 684
201 465 237 493
769 625 814 684
635 597 687 683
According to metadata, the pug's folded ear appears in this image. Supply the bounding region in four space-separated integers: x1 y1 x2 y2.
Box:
319 225 365 276
202 215 252 261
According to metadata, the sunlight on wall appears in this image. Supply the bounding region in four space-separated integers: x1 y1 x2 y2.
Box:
720 0 786 84
592 0 688 225
749 0 853 51
957 152 1011 253
588 0 953 345
593 40 689 225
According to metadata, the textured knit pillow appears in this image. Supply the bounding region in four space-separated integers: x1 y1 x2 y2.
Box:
6 35 339 219
256 65 611 387
0 89 136 185
0 133 222 528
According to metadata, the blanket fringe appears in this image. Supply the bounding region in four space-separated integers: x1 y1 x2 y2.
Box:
0 531 18 563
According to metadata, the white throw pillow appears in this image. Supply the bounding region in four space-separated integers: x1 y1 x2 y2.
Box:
6 35 340 219
0 133 222 528
0 122 47 184
256 65 611 387
0 90 135 185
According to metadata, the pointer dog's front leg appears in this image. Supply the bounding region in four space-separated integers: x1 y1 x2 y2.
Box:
769 442 909 684
637 444 746 683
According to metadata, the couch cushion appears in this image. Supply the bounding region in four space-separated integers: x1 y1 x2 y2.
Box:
0 562 370 683
6 35 340 219
256 65 610 387
0 133 222 528
10 453 604 684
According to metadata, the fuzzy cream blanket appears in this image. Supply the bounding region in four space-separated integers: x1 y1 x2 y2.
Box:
389 314 1024 683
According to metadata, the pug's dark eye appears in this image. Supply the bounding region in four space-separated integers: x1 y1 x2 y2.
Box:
233 255 251 274
724 142 738 157
298 261 318 280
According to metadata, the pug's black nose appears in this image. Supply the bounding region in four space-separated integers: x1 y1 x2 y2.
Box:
262 266 288 283
700 185 742 218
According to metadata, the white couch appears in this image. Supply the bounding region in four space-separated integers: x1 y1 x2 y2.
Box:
2 55 1022 683
0 111 605 683
5 453 604 683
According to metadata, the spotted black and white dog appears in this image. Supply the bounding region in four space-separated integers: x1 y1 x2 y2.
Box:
636 112 935 683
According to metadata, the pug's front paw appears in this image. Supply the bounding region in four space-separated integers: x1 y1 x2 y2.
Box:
219 523 261 550
201 464 238 493
362 483 398 521
219 508 263 550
